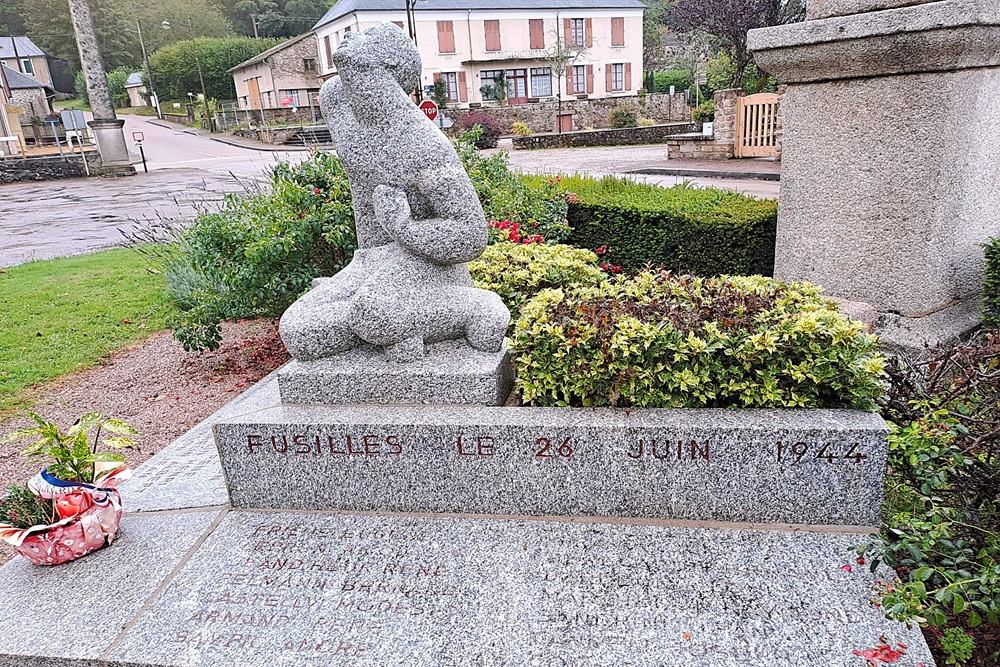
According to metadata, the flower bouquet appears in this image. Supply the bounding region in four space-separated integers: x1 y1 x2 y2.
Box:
1 413 136 566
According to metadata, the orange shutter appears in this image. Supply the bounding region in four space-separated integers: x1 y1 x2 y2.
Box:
625 63 632 90
529 19 544 49
586 64 594 94
565 66 573 95
585 18 593 47
485 20 500 51
458 71 468 102
437 21 455 53
563 18 571 44
605 63 612 92
324 35 333 68
611 17 624 46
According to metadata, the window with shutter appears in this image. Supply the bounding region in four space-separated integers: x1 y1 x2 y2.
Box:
485 20 501 52
529 19 544 49
611 17 624 47
323 35 333 68
437 21 455 53
569 18 584 46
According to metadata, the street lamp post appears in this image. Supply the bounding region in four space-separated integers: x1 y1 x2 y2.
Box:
134 21 162 119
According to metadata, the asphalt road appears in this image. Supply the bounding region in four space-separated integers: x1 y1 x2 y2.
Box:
0 116 779 267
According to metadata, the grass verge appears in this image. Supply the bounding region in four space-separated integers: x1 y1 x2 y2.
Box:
0 248 172 413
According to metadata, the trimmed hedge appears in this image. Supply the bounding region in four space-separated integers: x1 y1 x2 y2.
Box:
513 272 885 409
527 175 778 276
983 238 1000 327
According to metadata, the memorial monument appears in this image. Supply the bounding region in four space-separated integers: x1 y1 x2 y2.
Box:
0 23 936 666
748 0 1000 351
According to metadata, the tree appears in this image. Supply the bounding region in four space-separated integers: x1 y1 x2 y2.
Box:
231 0 328 38
667 0 803 87
542 31 587 133
149 36 280 100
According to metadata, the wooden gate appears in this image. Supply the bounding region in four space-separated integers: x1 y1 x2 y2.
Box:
735 92 779 158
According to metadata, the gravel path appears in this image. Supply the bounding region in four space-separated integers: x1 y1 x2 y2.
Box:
0 319 289 563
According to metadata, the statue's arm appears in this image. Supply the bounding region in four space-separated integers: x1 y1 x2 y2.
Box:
374 169 487 264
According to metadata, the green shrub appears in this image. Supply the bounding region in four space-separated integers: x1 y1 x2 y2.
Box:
940 627 975 666
692 100 715 123
458 133 571 242
470 242 606 322
511 121 532 137
513 271 885 408
164 151 356 350
610 106 638 128
652 68 693 93
526 174 777 276
73 66 131 108
149 37 282 101
982 238 1000 326
860 332 1000 632
637 117 655 127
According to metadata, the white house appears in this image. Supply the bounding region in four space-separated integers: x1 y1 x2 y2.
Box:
312 0 644 110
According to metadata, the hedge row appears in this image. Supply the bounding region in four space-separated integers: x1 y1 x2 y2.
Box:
983 238 1000 326
526 175 778 276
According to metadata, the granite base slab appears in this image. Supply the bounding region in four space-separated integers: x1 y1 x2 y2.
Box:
214 405 888 526
0 509 934 666
277 340 514 406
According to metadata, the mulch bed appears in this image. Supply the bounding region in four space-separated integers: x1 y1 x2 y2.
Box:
0 318 288 563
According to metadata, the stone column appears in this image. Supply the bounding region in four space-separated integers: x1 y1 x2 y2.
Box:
748 0 1000 350
711 88 741 159
66 0 135 176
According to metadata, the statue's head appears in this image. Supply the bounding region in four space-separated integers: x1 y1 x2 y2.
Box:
332 22 422 92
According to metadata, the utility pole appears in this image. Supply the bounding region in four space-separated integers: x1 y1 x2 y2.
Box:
135 21 162 119
251 14 259 38
66 0 135 175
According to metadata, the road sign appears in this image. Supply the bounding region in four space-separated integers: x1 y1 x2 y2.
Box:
419 99 438 122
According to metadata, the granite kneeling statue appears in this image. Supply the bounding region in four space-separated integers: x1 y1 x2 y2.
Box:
279 22 510 363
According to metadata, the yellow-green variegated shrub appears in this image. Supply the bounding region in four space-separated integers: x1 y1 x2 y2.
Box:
470 242 607 323
512 271 885 409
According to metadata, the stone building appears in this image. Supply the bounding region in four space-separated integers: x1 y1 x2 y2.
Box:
2 65 53 118
0 37 53 89
229 33 323 110
313 0 645 130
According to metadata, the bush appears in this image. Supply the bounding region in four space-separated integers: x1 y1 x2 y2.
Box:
652 68 693 93
637 117 655 127
610 106 638 128
73 66 131 108
149 37 282 101
692 101 715 123
457 133 571 242
513 271 885 408
526 174 777 276
458 112 504 149
469 242 606 322
859 333 1000 634
940 627 976 666
510 121 532 137
163 151 356 350
982 238 1000 326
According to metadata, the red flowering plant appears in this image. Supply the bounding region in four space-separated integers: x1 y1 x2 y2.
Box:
488 220 545 245
0 413 136 565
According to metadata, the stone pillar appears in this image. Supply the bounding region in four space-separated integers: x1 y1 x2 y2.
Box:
710 88 741 159
66 0 135 176
749 0 1000 349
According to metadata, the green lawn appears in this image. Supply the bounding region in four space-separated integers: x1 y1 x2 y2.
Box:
0 249 173 412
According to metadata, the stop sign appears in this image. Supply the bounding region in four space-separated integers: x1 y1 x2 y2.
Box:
419 99 438 122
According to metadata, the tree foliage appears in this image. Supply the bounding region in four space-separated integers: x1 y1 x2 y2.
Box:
149 36 280 100
229 0 328 38
667 0 803 87
74 65 132 106
1 0 233 71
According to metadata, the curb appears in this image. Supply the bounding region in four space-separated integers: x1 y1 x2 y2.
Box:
630 167 780 182
207 135 310 152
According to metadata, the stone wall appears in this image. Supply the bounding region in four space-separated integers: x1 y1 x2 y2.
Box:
219 105 323 129
442 92 689 134
0 152 97 183
513 122 698 150
9 88 49 117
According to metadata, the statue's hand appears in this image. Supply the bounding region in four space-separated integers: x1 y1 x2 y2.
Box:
373 184 411 238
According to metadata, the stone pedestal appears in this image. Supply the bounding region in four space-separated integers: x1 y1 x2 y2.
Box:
88 118 136 177
749 0 1000 346
278 340 513 406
